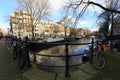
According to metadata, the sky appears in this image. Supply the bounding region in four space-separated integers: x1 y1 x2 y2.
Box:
0 0 18 30
0 0 103 31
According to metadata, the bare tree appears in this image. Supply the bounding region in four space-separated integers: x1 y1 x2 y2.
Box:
63 0 120 28
96 0 120 50
86 1 120 14
98 0 120 37
98 21 109 36
16 0 51 40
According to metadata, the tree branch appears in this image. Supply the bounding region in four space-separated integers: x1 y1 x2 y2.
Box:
86 1 120 14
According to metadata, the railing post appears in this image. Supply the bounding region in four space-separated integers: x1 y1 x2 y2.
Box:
92 39 94 52
65 42 70 78
91 39 94 59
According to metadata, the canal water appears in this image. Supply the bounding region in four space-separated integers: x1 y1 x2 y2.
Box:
30 37 93 72
38 38 92 54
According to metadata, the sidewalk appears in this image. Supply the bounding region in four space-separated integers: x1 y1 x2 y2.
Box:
1 38 120 80
0 39 28 80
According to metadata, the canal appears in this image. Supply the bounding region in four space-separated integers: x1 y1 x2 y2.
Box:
37 37 92 55
29 37 93 72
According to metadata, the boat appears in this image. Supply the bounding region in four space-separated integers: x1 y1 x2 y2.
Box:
76 35 83 40
28 38 65 52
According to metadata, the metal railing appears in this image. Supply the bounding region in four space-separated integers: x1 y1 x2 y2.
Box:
29 39 95 79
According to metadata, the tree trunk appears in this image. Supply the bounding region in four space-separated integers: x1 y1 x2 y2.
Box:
110 13 114 51
31 19 35 40
105 13 110 39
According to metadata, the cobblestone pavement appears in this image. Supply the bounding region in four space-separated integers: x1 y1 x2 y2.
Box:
0 38 28 80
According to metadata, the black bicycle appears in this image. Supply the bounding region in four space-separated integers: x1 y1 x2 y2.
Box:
83 41 106 70
6 38 13 50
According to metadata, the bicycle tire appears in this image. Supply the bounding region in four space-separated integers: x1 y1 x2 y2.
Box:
89 51 106 70
17 56 24 69
7 43 12 50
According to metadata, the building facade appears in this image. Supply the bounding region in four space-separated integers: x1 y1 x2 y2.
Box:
0 28 7 37
10 10 32 39
10 10 70 40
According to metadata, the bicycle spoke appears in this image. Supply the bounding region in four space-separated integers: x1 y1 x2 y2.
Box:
90 51 105 70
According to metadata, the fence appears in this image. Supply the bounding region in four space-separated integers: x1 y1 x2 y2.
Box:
29 39 94 79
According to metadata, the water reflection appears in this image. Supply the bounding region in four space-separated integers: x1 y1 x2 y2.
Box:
29 37 92 72
37 38 91 55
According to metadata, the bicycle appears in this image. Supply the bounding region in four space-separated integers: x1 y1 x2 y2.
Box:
6 38 13 50
83 40 106 70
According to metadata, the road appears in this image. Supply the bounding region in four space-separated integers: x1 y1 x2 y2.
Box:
0 38 28 80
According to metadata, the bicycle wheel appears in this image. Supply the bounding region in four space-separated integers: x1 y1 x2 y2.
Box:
17 56 24 69
89 51 106 70
7 42 12 50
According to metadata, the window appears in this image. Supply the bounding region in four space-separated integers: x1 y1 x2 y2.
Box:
26 15 29 19
29 34 32 37
29 16 31 19
35 33 39 37
12 24 16 28
24 19 26 22
16 15 19 18
45 30 49 32
23 15 26 18
35 29 39 31
19 20 22 23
